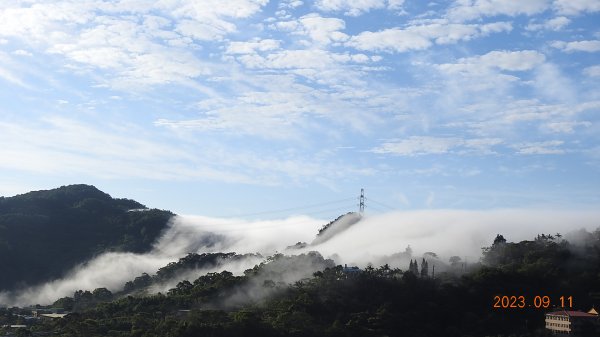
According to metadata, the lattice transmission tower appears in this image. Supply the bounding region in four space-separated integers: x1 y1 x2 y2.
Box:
359 188 365 214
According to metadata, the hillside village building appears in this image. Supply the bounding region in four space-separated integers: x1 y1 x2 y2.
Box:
342 264 361 275
545 309 598 335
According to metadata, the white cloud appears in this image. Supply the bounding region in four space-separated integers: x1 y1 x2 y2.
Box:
316 0 384 16
499 100 600 124
298 14 349 44
545 15 571 29
431 50 544 94
0 117 215 180
553 0 600 15
164 0 269 41
0 2 95 43
418 98 599 155
459 100 600 141
0 0 270 88
484 50 546 71
0 0 597 186
447 0 550 22
479 21 514 34
0 51 29 87
583 65 600 77
526 16 571 31
462 138 504 154
273 13 349 46
551 40 600 52
226 39 281 54
0 66 27 87
167 0 269 22
12 49 32 56
346 21 512 53
543 121 592 133
314 0 404 16
174 18 236 41
387 0 406 10
347 28 432 52
370 136 502 156
372 136 455 155
237 49 372 70
153 70 391 138
116 53 212 88
513 140 565 154
533 63 577 103
438 50 546 74
43 15 215 88
0 115 373 186
279 0 304 9
496 102 551 123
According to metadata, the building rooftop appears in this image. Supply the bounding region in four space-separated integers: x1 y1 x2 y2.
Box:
342 264 361 273
40 313 68 319
547 310 596 318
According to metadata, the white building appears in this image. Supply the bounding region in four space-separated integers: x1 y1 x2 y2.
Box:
545 309 598 335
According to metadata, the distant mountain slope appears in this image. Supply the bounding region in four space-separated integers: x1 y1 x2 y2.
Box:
0 184 173 290
311 212 362 245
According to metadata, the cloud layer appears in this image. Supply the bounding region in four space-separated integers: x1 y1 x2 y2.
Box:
0 0 599 213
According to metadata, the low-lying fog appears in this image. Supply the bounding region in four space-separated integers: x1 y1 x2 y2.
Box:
1 209 598 307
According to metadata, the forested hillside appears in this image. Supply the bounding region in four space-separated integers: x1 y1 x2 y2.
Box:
0 185 173 290
1 185 599 336
2 230 597 337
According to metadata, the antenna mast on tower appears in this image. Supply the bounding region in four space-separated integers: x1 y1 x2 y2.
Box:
359 188 365 214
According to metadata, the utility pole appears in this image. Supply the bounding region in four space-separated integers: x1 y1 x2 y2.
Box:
359 188 365 214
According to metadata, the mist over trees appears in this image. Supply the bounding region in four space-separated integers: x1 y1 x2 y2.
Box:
0 227 596 337
1 185 599 336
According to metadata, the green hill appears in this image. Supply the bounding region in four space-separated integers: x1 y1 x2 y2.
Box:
0 184 173 290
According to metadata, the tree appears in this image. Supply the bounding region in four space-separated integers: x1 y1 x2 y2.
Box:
449 256 461 267
420 259 428 278
409 259 419 274
92 287 113 302
493 234 506 246
168 280 193 296
53 297 75 311
482 235 508 266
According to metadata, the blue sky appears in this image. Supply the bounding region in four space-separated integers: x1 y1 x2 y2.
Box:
0 0 599 218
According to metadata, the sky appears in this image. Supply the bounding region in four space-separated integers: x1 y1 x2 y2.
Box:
0 0 599 218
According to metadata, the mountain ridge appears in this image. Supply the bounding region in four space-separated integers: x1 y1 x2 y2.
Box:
0 184 173 291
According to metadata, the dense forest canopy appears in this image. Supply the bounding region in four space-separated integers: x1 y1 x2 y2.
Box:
0 184 173 290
